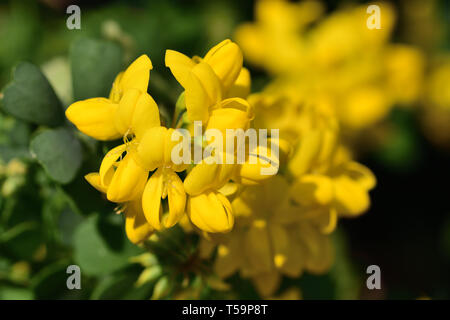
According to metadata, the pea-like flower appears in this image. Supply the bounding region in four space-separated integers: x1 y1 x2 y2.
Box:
65 55 158 140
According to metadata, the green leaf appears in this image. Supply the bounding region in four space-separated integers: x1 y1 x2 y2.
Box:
329 231 360 299
91 270 152 300
30 127 82 184
31 261 82 299
70 38 123 100
0 286 34 300
73 215 142 276
1 62 64 126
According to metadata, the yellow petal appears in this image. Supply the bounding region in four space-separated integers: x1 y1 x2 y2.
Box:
120 54 152 93
227 67 251 98
125 198 154 244
203 39 243 93
280 238 305 278
106 154 148 203
251 271 281 298
217 182 238 197
332 176 370 216
136 126 167 171
288 130 322 177
165 50 197 89
316 208 338 234
214 235 243 278
109 72 124 102
164 128 190 172
187 191 234 233
235 141 280 185
342 161 376 190
142 168 164 230
244 219 273 274
185 62 222 123
99 144 127 187
290 174 333 206
114 88 141 135
269 225 290 271
132 93 161 139
207 98 253 134
184 159 234 196
296 223 334 274
165 169 186 228
66 98 121 140
84 172 107 193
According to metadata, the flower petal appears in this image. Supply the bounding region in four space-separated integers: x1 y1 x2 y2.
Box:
227 67 251 99
290 174 333 207
165 170 186 228
214 235 243 278
66 98 121 140
136 126 167 171
185 62 222 123
114 88 141 135
187 191 234 233
203 39 243 93
184 159 234 196
132 93 161 139
165 50 197 89
332 176 370 216
99 144 127 187
106 154 148 203
120 54 152 93
142 168 164 230
84 172 107 193
251 270 281 298
288 130 322 177
125 198 154 244
244 219 273 274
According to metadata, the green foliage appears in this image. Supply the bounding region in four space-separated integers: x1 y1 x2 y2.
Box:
30 128 82 184
1 62 64 126
73 215 143 276
70 38 123 101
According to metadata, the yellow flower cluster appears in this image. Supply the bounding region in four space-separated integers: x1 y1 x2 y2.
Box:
66 36 375 297
234 0 425 132
200 90 375 297
66 40 273 244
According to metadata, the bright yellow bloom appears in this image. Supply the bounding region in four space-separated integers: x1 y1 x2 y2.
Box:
201 176 334 297
136 126 188 231
163 40 261 233
184 158 235 233
289 147 376 234
85 144 147 203
66 55 158 140
165 39 250 124
235 0 425 132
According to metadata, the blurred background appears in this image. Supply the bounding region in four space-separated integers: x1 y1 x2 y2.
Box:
0 0 450 299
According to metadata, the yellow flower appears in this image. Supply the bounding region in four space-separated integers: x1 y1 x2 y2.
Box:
136 126 188 231
235 0 424 133
165 40 251 124
202 176 334 297
66 55 158 140
184 157 235 233
85 144 148 203
289 156 376 234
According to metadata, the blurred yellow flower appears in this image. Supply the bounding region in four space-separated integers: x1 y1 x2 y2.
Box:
235 0 425 133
